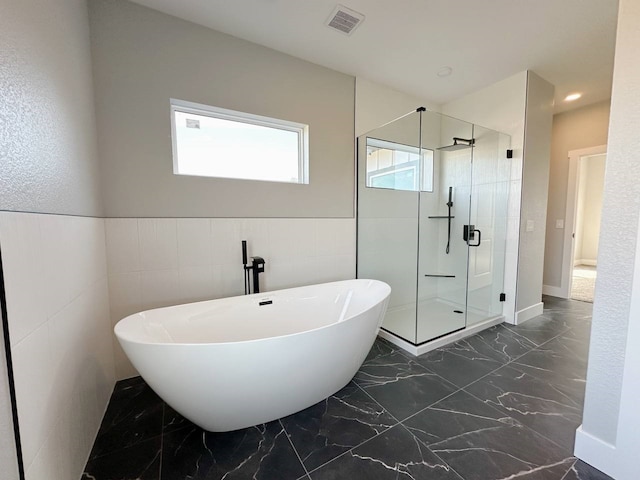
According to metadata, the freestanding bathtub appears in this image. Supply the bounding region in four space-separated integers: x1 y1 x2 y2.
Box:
114 279 390 432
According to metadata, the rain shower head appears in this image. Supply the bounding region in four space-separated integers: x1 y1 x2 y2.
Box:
437 137 475 151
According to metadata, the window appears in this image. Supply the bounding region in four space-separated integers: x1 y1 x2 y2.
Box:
170 99 309 184
365 138 433 192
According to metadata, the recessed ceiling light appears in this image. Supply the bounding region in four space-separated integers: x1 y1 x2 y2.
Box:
564 93 582 102
437 66 453 77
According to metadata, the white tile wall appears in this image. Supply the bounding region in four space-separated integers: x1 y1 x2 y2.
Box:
0 212 115 480
0 322 19 480
106 217 356 378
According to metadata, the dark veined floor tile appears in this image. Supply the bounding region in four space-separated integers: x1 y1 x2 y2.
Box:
162 403 193 434
354 351 457 421
465 324 537 363
82 436 161 480
465 364 582 452
161 420 306 480
309 424 462 480
90 379 163 459
562 459 615 480
415 340 503 388
281 381 396 471
365 336 402 362
504 315 572 346
405 390 574 480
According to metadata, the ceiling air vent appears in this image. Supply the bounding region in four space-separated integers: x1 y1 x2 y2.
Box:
326 5 365 36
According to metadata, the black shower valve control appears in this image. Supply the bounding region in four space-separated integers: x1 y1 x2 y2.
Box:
463 225 475 242
464 225 482 247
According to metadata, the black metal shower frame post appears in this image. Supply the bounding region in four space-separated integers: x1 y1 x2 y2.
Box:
0 244 26 480
414 107 425 345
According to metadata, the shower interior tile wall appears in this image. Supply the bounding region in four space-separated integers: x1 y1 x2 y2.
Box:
106 217 356 378
0 212 115 480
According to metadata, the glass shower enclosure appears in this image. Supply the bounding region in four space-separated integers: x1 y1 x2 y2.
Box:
357 108 511 345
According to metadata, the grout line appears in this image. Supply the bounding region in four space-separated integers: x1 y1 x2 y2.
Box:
301 381 404 477
398 423 466 480
560 459 579 480
460 387 576 456
278 419 310 479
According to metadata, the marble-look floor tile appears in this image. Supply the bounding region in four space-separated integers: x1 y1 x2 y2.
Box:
512 340 588 405
542 295 592 313
562 459 614 480
461 324 537 363
415 344 502 389
281 382 396 472
564 321 593 345
505 315 572 346
540 309 592 324
161 420 306 480
82 436 161 480
90 378 164 459
465 364 583 451
162 403 193 434
354 351 457 421
365 336 403 362
404 390 574 480
309 424 462 480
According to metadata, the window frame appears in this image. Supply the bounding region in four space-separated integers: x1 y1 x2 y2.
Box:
170 98 309 184
365 137 434 192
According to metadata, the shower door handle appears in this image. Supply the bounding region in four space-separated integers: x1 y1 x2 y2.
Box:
468 228 482 247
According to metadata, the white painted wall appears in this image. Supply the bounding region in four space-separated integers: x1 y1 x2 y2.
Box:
355 77 439 137
575 0 640 476
0 213 114 480
442 71 528 324
90 0 354 218
543 101 610 288
0 0 103 217
517 72 555 318
573 155 605 264
106 217 356 378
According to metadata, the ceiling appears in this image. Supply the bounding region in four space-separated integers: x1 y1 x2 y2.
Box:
129 0 619 113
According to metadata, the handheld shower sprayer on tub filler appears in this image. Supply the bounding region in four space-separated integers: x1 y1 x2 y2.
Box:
242 240 265 294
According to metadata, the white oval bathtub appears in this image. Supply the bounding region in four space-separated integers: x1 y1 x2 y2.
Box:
114 279 390 432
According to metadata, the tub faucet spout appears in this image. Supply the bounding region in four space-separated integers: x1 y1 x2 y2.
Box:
250 256 265 294
242 241 266 294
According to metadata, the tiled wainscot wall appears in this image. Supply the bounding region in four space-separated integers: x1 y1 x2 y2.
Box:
0 214 356 479
0 212 115 480
105 218 356 379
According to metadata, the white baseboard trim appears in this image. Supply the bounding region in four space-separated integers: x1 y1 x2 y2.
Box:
515 302 544 324
574 259 597 267
574 425 618 479
378 316 504 357
542 285 565 298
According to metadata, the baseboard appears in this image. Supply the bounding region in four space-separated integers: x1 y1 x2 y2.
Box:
574 425 618 479
542 285 565 298
377 315 504 357
574 259 597 267
515 302 543 324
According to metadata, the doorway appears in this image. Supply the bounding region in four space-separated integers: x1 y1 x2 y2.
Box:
561 145 607 302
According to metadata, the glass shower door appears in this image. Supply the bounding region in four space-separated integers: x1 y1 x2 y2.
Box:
416 113 473 343
465 126 511 324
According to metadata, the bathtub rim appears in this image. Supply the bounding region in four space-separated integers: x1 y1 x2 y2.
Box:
114 278 391 348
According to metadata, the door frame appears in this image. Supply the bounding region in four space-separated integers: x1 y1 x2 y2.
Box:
559 145 607 298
